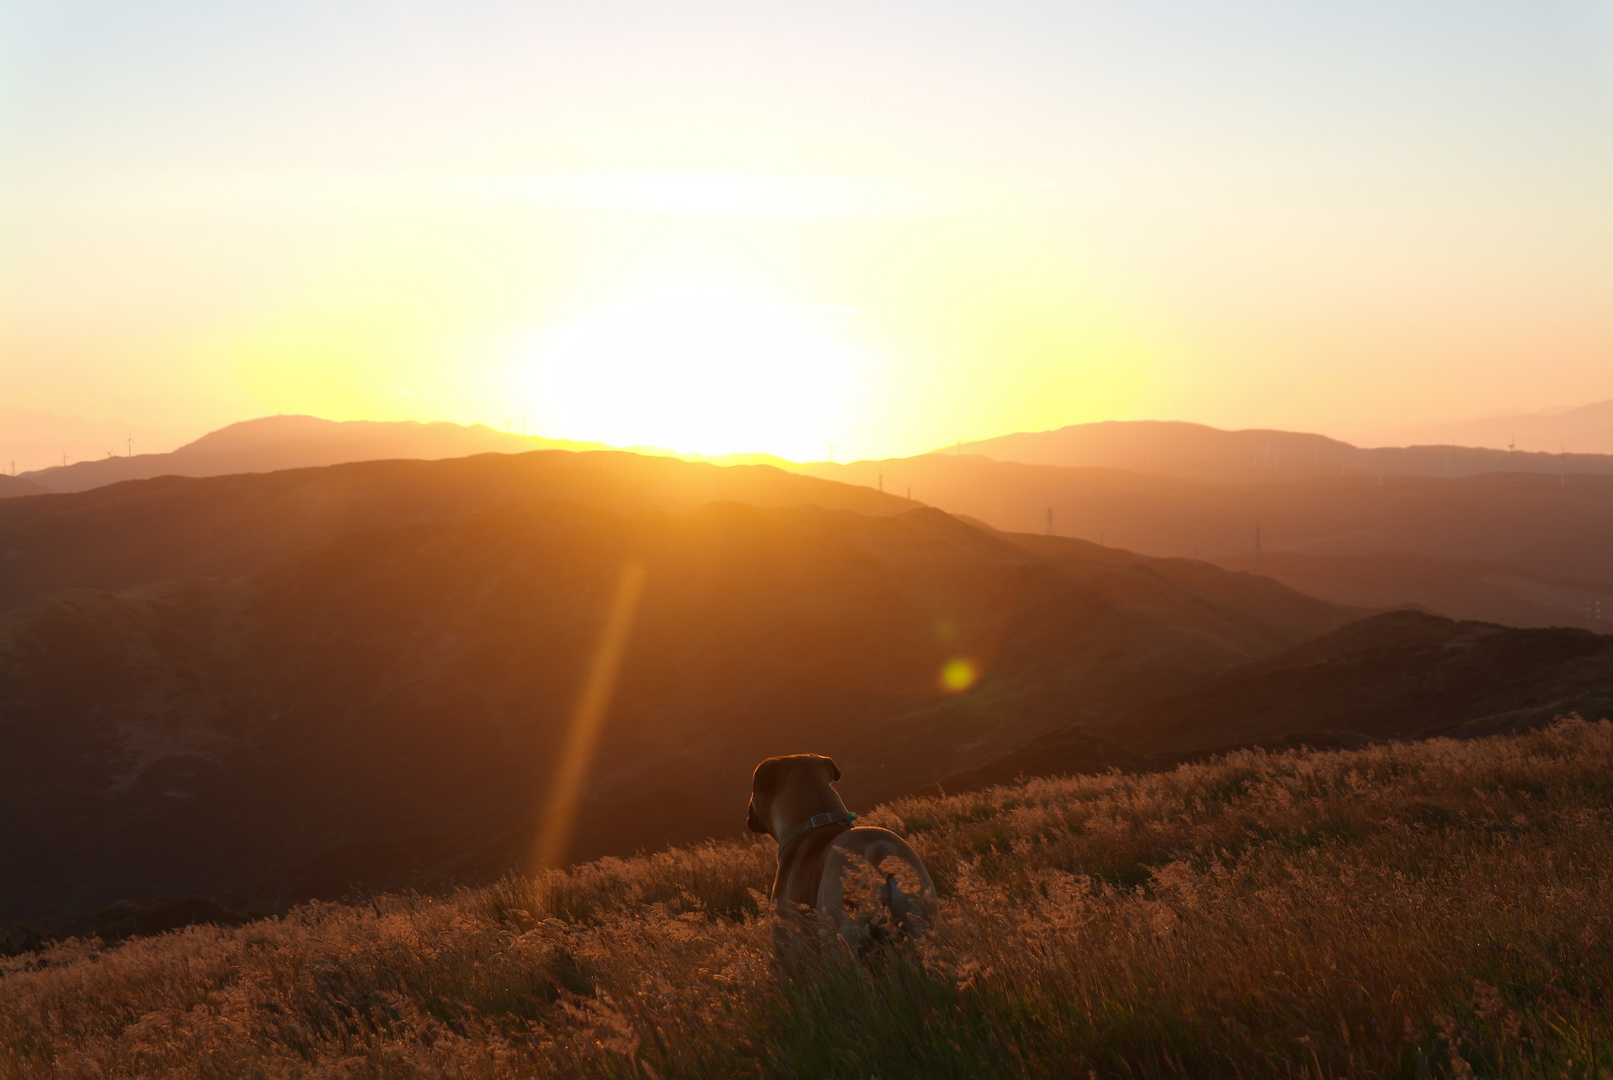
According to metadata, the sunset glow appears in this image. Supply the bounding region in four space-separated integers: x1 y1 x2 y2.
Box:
2 2 1611 467
521 277 858 460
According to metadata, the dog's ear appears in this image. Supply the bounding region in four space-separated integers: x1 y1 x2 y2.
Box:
823 756 841 782
746 796 767 834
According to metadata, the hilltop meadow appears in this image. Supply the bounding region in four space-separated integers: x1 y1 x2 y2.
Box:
4 719 1612 1079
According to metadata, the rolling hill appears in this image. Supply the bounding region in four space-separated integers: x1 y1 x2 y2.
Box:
1 455 1357 923
1211 549 1613 629
933 608 1613 793
15 414 794 494
1374 398 1613 456
797 454 1613 629
0 474 49 499
15 415 602 494
949 419 1613 482
0 449 906 612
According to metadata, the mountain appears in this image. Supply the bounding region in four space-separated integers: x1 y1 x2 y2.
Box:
16 415 602 494
934 609 1613 792
16 415 798 495
0 450 907 612
946 419 1613 482
1211 550 1613 630
0 406 186 479
1371 399 1613 456
0 475 49 499
0 470 1350 922
795 455 1613 627
1115 609 1613 753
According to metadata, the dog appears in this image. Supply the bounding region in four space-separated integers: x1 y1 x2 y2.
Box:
747 753 937 952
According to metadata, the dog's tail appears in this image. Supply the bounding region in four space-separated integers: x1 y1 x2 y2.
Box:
881 869 937 940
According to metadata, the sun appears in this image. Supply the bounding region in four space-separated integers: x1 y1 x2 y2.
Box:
521 279 858 461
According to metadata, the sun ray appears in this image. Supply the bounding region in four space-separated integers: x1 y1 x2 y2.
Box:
533 561 649 871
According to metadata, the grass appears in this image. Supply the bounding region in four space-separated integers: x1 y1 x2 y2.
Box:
4 718 1613 1078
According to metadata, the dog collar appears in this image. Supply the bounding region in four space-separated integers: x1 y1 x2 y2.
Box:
776 810 858 849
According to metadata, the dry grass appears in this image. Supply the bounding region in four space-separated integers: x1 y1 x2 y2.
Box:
5 719 1613 1078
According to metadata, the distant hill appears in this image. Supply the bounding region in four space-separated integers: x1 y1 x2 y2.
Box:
0 450 906 612
1372 399 1613 456
1116 608 1613 753
1211 550 1613 630
0 476 1350 922
0 474 49 499
946 419 1613 482
16 415 603 494
797 455 1613 628
933 609 1613 792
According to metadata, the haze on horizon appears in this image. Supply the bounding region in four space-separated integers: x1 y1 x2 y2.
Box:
2 1 1611 470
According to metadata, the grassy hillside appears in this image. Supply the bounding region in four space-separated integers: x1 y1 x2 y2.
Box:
4 719 1609 1078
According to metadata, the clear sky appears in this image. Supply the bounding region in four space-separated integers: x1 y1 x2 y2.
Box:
3 0 1611 465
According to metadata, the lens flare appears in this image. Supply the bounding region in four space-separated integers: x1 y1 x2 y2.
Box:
534 561 648 870
939 656 979 693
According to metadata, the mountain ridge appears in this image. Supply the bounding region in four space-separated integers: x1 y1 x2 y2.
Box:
0 470 1349 922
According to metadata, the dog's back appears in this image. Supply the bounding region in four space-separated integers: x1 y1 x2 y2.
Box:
818 826 937 946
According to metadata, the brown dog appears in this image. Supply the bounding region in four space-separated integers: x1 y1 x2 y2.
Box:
747 754 937 951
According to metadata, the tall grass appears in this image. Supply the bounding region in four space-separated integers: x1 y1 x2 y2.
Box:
5 719 1612 1078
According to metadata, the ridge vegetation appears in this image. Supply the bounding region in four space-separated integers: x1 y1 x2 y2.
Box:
4 720 1610 1078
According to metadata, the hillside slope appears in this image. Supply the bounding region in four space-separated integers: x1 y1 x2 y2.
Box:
951 418 1613 482
5 722 1610 1078
0 475 49 499
0 500 1346 922
797 455 1613 626
937 609 1613 792
0 450 907 612
1212 549 1613 629
16 416 602 494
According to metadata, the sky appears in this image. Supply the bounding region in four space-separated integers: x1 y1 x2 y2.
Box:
2 0 1611 468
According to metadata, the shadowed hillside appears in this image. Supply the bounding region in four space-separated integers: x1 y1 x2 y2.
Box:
0 475 48 499
798 454 1613 628
1212 549 1613 629
0 450 907 612
0 495 1348 923
936 609 1613 793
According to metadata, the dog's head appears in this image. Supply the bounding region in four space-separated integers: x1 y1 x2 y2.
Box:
746 753 841 836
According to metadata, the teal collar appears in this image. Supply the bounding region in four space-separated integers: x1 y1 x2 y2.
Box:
776 810 858 849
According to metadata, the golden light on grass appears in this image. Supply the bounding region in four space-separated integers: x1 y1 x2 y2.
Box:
534 561 649 871
10 721 1613 1076
938 656 978 693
